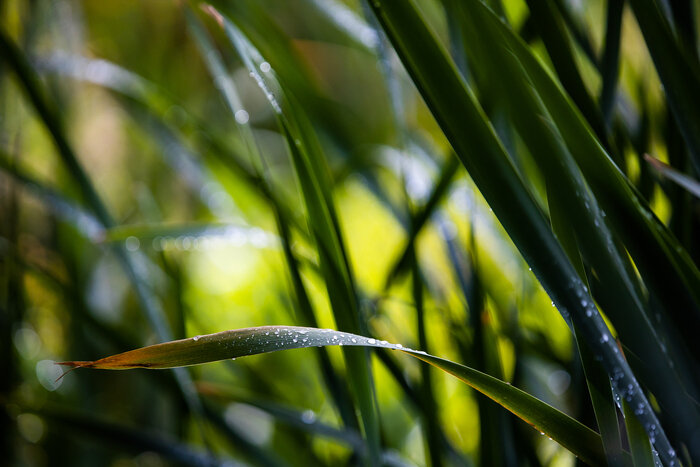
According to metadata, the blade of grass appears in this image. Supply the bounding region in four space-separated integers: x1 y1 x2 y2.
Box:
620 400 657 467
410 248 442 467
599 0 624 127
383 154 461 291
645 154 700 199
185 7 360 436
58 325 608 465
549 183 629 467
628 0 700 173
203 9 382 462
364 0 679 463
456 238 518 467
550 0 601 70
524 0 608 145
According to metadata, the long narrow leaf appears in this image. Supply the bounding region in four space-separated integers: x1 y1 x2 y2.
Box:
364 1 679 463
204 9 382 462
59 325 607 466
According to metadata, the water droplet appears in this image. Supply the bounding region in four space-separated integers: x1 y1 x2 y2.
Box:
351 338 357 343
125 236 140 251
601 334 609 343
301 410 316 424
192 335 201 342
260 61 271 73
235 109 250 124
367 338 376 345
395 343 403 349
293 338 298 343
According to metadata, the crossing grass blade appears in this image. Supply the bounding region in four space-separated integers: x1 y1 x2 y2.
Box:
58 325 608 466
195 7 382 462
621 401 657 467
645 154 700 199
186 6 360 434
383 155 461 290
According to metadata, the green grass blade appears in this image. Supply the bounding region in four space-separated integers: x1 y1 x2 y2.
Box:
548 183 628 467
186 7 360 434
628 0 700 173
524 0 607 144
59 325 607 465
496 1 700 319
202 9 381 462
645 154 700 199
410 249 443 467
621 401 657 467
481 8 700 424
364 0 680 463
599 0 624 127
384 155 461 290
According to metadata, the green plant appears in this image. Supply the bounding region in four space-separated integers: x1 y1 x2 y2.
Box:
1 0 699 466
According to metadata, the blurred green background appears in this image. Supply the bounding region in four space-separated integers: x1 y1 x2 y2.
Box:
1 0 698 466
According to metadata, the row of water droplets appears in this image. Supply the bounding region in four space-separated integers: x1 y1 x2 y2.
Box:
565 276 678 465
189 326 427 360
122 225 278 253
222 18 283 117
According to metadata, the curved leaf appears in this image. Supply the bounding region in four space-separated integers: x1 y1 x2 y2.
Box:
59 325 607 466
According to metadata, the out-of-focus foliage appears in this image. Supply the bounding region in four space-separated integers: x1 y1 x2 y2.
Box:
1 0 698 466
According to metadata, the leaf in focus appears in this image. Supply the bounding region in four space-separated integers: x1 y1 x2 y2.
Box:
59 325 607 466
